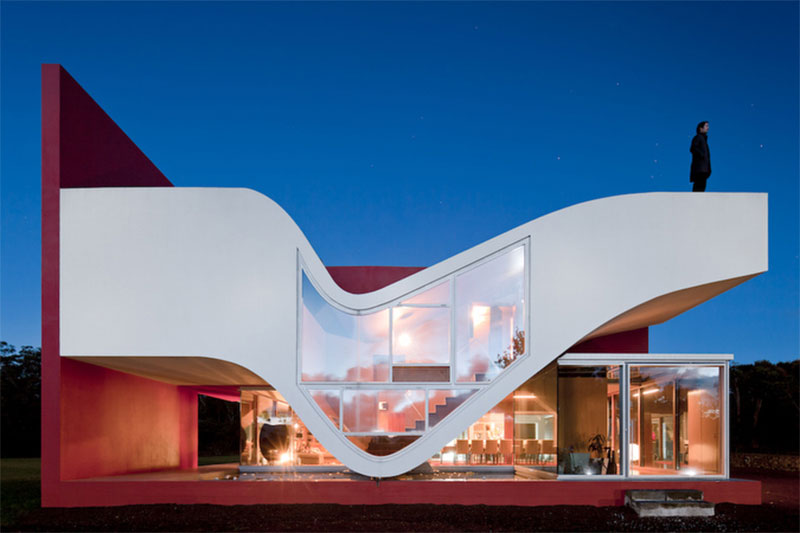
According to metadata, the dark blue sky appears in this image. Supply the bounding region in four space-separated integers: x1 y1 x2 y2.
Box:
1 1 797 363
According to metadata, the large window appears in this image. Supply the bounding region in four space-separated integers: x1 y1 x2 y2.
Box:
455 246 526 382
629 366 723 476
556 358 728 478
298 243 528 457
557 366 621 476
301 275 389 382
240 390 340 467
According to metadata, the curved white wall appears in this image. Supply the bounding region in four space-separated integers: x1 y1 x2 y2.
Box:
60 189 767 477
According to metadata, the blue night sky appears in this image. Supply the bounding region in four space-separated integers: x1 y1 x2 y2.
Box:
1 1 797 364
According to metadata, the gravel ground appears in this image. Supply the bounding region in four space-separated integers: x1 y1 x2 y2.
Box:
6 502 800 532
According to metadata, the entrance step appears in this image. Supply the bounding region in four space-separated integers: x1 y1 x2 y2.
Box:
625 489 715 517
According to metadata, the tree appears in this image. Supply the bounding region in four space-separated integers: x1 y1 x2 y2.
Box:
1 342 42 457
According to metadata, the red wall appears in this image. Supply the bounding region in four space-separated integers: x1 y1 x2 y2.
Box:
59 359 197 480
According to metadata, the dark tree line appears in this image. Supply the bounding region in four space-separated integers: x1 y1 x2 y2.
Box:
2 342 798 458
1 342 41 457
730 359 799 454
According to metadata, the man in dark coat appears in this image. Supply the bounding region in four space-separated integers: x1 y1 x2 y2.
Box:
690 121 711 191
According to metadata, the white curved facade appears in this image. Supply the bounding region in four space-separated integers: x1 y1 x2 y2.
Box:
59 189 767 477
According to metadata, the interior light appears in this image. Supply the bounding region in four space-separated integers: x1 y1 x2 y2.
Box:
472 305 490 327
514 394 537 400
683 468 699 476
279 452 291 464
642 388 659 396
398 332 412 347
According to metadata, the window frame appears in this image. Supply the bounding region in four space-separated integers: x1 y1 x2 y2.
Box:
557 353 731 480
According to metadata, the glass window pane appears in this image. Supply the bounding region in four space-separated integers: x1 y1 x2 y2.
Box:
342 389 426 433
557 366 621 476
402 281 450 306
301 274 389 382
347 435 420 456
427 390 475 428
630 365 723 476
429 393 515 466
392 307 449 364
513 362 557 476
309 390 341 429
455 246 525 382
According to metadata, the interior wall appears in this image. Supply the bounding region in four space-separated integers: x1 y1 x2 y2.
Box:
60 358 197 480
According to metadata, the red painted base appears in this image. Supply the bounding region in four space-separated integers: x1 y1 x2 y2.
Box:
45 479 760 508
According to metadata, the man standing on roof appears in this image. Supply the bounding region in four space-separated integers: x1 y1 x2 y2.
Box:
690 121 711 191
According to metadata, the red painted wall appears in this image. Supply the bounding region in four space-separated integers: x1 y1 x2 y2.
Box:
569 327 649 353
327 266 425 294
59 359 197 480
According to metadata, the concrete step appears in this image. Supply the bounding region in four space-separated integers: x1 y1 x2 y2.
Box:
625 489 715 517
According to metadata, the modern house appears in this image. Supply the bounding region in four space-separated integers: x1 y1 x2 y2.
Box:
41 64 767 507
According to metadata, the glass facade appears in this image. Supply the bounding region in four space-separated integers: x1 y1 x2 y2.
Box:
242 361 727 476
455 246 526 382
629 365 723 476
278 241 730 476
240 390 341 466
298 244 528 457
557 366 621 475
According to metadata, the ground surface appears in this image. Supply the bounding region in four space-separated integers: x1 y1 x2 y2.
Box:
1 459 798 532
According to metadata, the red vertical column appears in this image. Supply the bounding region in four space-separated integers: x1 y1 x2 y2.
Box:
40 64 62 506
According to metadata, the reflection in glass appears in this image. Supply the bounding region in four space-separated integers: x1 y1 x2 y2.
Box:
240 390 340 466
630 366 723 476
514 362 557 474
430 393 515 465
347 435 420 456
427 390 475 428
455 246 525 382
342 389 426 433
557 366 621 475
392 307 449 364
402 281 450 306
310 390 341 429
301 275 389 382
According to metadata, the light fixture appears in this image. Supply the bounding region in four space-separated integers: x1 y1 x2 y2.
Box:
514 394 537 400
642 388 659 396
378 401 389 411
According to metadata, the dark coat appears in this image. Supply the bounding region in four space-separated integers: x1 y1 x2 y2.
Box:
690 133 711 182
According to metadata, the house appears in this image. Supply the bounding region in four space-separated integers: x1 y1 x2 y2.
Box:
41 64 766 507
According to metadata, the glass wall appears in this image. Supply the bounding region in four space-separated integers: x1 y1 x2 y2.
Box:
557 366 621 475
240 390 340 466
430 393 515 465
342 389 426 433
514 362 558 473
629 365 723 476
455 246 526 382
301 275 389 382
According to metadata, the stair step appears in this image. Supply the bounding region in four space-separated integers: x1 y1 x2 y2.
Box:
627 489 703 502
625 490 714 517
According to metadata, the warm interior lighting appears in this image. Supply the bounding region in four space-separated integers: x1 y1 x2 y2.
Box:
279 452 291 464
514 394 537 400
629 443 640 462
641 388 659 396
471 305 490 327
398 332 412 347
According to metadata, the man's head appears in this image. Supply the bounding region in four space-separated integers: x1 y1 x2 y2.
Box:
696 121 709 134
